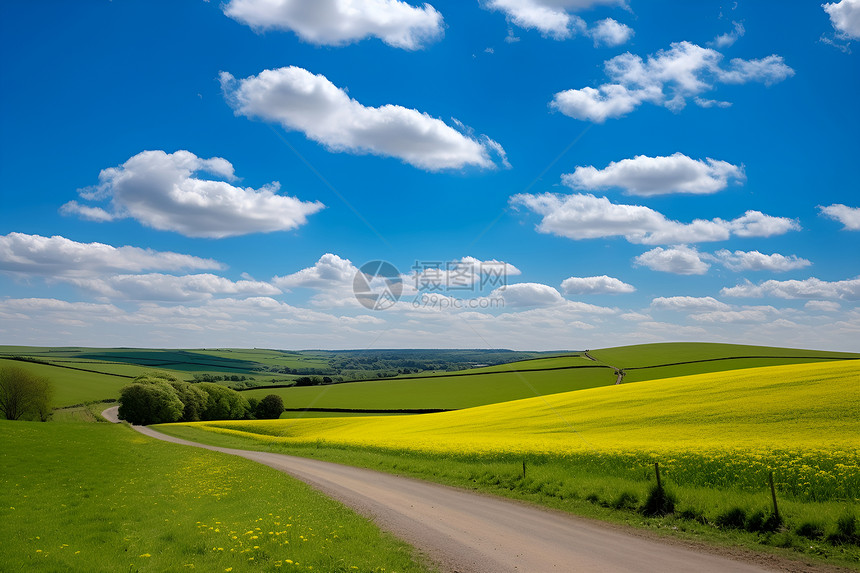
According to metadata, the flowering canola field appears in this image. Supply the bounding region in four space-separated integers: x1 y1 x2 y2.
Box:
181 360 860 500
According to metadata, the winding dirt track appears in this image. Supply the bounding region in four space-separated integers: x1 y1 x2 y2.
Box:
101 407 814 573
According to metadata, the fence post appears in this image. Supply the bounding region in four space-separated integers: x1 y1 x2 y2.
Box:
768 471 780 520
522 460 526 479
654 462 662 490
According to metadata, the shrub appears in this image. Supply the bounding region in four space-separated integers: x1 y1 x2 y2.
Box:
118 382 184 425
0 365 53 421
255 394 284 419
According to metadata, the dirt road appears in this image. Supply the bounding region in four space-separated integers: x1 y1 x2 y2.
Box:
101 407 813 573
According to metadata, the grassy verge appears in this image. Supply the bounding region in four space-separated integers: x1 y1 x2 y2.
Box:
0 420 434 573
153 424 860 570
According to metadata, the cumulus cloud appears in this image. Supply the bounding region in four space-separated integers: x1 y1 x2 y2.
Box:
510 192 799 244
651 296 730 311
65 274 281 302
222 0 444 49
721 277 860 300
492 282 564 307
221 66 507 171
273 253 357 289
61 150 324 238
562 153 745 196
819 204 860 230
728 210 801 237
551 41 794 122
588 18 634 47
0 232 223 277
560 275 635 294
714 249 811 272
482 0 624 40
634 245 711 275
824 0 860 39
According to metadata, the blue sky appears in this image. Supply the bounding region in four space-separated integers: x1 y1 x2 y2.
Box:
1 0 858 351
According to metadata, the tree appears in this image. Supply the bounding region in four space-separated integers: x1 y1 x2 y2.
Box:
197 383 249 421
0 365 53 421
118 381 184 425
255 394 284 419
168 380 208 422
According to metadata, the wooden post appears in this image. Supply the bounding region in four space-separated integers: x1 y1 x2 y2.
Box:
769 471 779 520
654 462 662 491
522 460 526 479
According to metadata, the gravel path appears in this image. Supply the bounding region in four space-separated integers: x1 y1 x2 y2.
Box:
101 407 836 573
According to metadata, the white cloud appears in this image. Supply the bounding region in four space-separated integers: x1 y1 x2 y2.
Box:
0 232 223 277
711 21 745 48
819 204 860 230
221 66 507 171
492 282 564 307
694 97 732 108
222 0 444 50
562 152 745 196
482 0 624 40
560 275 635 294
728 210 801 237
721 277 860 300
510 192 798 244
61 150 324 238
273 253 357 289
691 309 772 323
588 18 634 47
651 296 730 312
714 249 811 272
551 41 794 122
65 274 281 302
634 245 711 275
805 300 841 312
824 0 860 39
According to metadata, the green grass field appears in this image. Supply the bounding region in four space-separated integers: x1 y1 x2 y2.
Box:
243 366 613 412
588 342 859 368
0 420 433 573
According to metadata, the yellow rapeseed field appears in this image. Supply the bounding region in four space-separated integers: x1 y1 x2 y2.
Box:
179 360 860 499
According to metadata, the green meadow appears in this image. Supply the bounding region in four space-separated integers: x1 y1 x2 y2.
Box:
0 419 433 573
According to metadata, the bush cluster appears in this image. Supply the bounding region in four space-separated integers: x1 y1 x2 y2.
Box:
117 372 283 425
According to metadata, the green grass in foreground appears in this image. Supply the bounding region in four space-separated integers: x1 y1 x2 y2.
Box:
155 425 860 570
0 420 433 573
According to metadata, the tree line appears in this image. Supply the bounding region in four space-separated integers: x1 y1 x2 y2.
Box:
118 371 283 425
